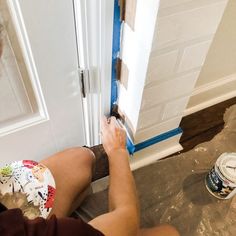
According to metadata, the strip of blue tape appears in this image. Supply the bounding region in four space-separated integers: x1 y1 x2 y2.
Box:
126 127 183 155
110 0 122 110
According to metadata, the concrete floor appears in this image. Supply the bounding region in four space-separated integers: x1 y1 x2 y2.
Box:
79 104 236 236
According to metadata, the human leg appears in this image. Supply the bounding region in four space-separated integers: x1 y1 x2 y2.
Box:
40 147 94 218
138 225 180 236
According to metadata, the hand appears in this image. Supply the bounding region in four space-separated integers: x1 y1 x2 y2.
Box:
101 116 127 156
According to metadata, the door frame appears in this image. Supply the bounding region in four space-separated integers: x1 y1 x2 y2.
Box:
73 0 114 146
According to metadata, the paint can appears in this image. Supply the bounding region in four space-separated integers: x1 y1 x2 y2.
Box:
205 153 236 199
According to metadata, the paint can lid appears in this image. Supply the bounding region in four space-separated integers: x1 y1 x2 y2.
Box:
217 153 236 184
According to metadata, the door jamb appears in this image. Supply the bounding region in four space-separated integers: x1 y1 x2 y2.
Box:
73 0 114 146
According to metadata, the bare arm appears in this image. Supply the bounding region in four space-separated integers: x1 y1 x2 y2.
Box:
89 117 139 236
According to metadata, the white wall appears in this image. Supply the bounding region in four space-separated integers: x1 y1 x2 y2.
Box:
119 0 228 143
117 0 228 164
119 0 160 132
186 0 236 114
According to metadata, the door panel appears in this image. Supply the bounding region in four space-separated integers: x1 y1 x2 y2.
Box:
0 2 35 124
0 0 86 165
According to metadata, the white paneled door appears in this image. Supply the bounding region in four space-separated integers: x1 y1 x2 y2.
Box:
0 0 86 165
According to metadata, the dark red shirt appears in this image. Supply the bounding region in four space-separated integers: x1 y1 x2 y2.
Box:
0 203 104 236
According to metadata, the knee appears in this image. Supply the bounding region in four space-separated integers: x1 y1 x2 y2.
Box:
159 224 180 236
140 224 180 236
64 147 95 168
61 147 95 183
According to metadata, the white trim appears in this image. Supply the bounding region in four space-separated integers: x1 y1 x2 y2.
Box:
100 0 113 116
73 0 114 146
185 90 236 116
0 0 49 137
185 74 236 116
7 0 49 119
130 144 182 170
0 114 48 137
191 74 236 96
73 0 91 146
130 134 183 170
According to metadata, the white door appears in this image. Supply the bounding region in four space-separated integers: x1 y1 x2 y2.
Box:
0 0 86 165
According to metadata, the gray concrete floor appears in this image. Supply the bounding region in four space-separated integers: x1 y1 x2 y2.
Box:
79 104 236 236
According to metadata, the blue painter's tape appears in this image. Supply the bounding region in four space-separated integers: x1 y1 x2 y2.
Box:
110 0 122 112
126 127 183 155
127 136 136 155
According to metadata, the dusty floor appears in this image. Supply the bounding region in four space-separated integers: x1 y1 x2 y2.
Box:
78 104 236 236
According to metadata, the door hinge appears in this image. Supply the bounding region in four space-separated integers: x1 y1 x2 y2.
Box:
79 68 87 98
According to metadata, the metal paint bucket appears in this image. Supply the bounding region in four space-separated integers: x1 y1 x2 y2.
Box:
205 153 236 199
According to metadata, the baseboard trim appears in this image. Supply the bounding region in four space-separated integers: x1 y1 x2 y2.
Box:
127 127 182 154
130 143 182 171
130 134 182 170
185 74 236 116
